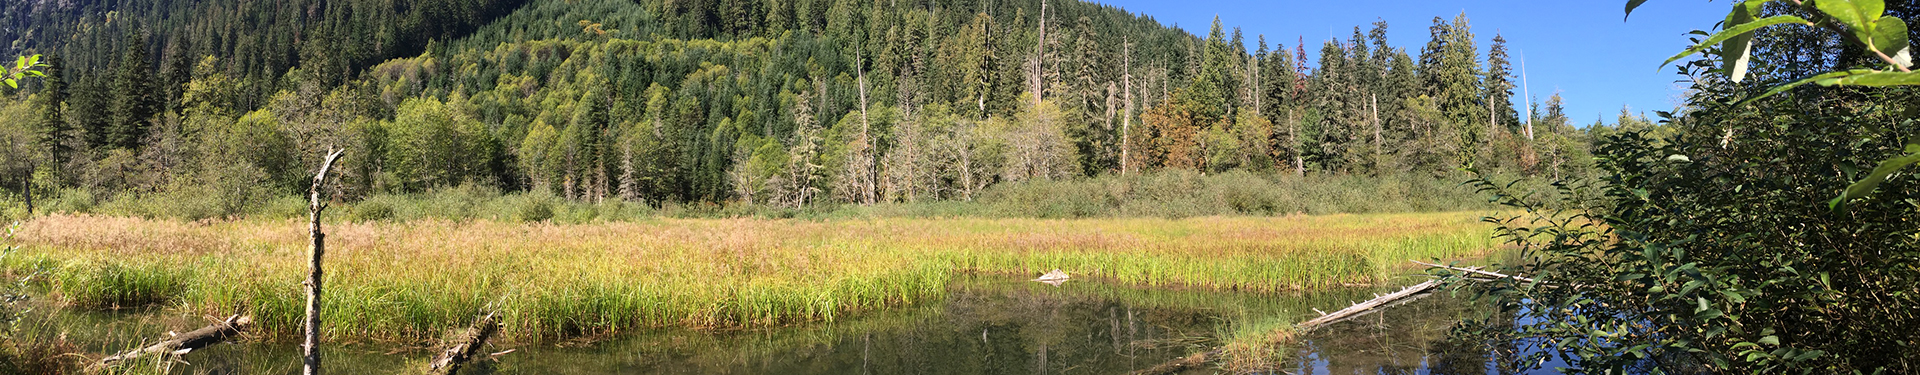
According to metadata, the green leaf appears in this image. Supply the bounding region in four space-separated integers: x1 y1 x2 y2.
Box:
1819 70 1920 85
1663 15 1811 70
1830 151 1920 210
1739 69 1867 105
1759 335 1781 346
1816 0 1880 43
1872 17 1912 67
1724 0 1768 82
1627 0 1652 21
1696 296 1711 313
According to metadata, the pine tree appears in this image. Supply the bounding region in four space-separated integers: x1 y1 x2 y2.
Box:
38 54 73 167
1185 17 1237 124
1416 13 1485 166
1485 33 1519 138
108 30 160 150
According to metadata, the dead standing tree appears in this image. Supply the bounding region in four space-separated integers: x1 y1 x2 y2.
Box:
304 147 346 375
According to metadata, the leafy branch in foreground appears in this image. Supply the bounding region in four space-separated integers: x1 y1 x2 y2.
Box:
1634 0 1918 209
2 55 45 89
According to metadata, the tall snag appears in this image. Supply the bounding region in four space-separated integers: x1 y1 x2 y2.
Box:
304 147 346 375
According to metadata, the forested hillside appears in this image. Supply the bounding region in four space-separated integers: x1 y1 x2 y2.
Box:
0 0 1614 217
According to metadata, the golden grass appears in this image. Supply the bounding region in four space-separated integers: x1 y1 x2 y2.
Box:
6 212 1495 343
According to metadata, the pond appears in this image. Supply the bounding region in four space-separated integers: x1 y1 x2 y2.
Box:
23 273 1561 374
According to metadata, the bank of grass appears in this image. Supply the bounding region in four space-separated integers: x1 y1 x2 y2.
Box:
14 170 1534 223
4 212 1494 345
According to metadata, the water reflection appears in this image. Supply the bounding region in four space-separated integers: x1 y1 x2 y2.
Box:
1287 290 1562 375
27 274 1564 374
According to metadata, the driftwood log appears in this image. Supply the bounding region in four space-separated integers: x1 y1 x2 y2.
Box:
96 315 251 367
427 312 501 375
1295 280 1440 331
1412 260 1541 284
1135 261 1508 374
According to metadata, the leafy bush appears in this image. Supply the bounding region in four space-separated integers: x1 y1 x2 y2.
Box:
974 170 1502 218
1455 17 1920 374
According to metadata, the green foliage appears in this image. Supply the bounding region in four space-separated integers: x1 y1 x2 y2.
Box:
1446 3 1920 373
0 0 1595 216
106 32 159 150
2 55 44 89
976 169 1501 218
1647 0 1920 207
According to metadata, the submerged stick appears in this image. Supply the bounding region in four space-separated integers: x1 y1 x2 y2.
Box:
427 312 501 375
97 315 251 367
1129 349 1220 375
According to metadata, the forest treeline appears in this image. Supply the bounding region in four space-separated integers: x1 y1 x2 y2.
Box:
0 0 1650 217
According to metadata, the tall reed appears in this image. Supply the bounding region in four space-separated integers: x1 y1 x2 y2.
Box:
6 213 1493 343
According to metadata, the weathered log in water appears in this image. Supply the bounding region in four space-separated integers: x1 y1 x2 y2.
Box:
427 312 501 375
1135 262 1468 374
1296 280 1440 331
1412 260 1541 284
96 315 251 367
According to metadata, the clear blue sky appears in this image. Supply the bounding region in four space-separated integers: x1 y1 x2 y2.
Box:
1095 0 1728 125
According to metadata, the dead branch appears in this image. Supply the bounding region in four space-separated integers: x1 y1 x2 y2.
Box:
427 312 501 375
96 315 251 368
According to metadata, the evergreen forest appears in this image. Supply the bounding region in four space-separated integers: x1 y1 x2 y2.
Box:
0 0 1627 217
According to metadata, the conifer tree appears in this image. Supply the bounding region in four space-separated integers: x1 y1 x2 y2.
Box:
1485 33 1519 138
108 30 160 150
38 54 72 167
1186 17 1237 124
1416 13 1485 165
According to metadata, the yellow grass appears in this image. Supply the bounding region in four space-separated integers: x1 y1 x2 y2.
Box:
5 212 1495 343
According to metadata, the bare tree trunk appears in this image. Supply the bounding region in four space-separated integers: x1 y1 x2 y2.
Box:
1290 109 1303 177
1122 39 1133 176
1488 97 1497 146
1030 0 1048 108
305 147 346 375
20 172 31 216
856 55 876 205
1521 53 1534 140
1372 93 1381 158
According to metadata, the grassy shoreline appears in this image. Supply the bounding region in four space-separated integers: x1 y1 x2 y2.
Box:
6 212 1495 344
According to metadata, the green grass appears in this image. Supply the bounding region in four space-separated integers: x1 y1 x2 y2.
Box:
50 260 190 310
5 212 1495 345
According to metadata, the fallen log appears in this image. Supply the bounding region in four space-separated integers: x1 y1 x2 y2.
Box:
97 315 251 367
1412 260 1540 284
1134 261 1520 374
427 312 501 375
1295 280 1440 331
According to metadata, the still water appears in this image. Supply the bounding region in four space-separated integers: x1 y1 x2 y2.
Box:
27 274 1559 374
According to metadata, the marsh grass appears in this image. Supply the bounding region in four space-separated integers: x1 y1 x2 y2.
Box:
51 260 190 310
6 213 1493 344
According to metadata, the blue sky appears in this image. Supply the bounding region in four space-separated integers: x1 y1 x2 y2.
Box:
1096 0 1729 125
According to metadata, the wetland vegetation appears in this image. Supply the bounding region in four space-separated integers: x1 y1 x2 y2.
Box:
7 212 1492 345
0 0 1915 372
